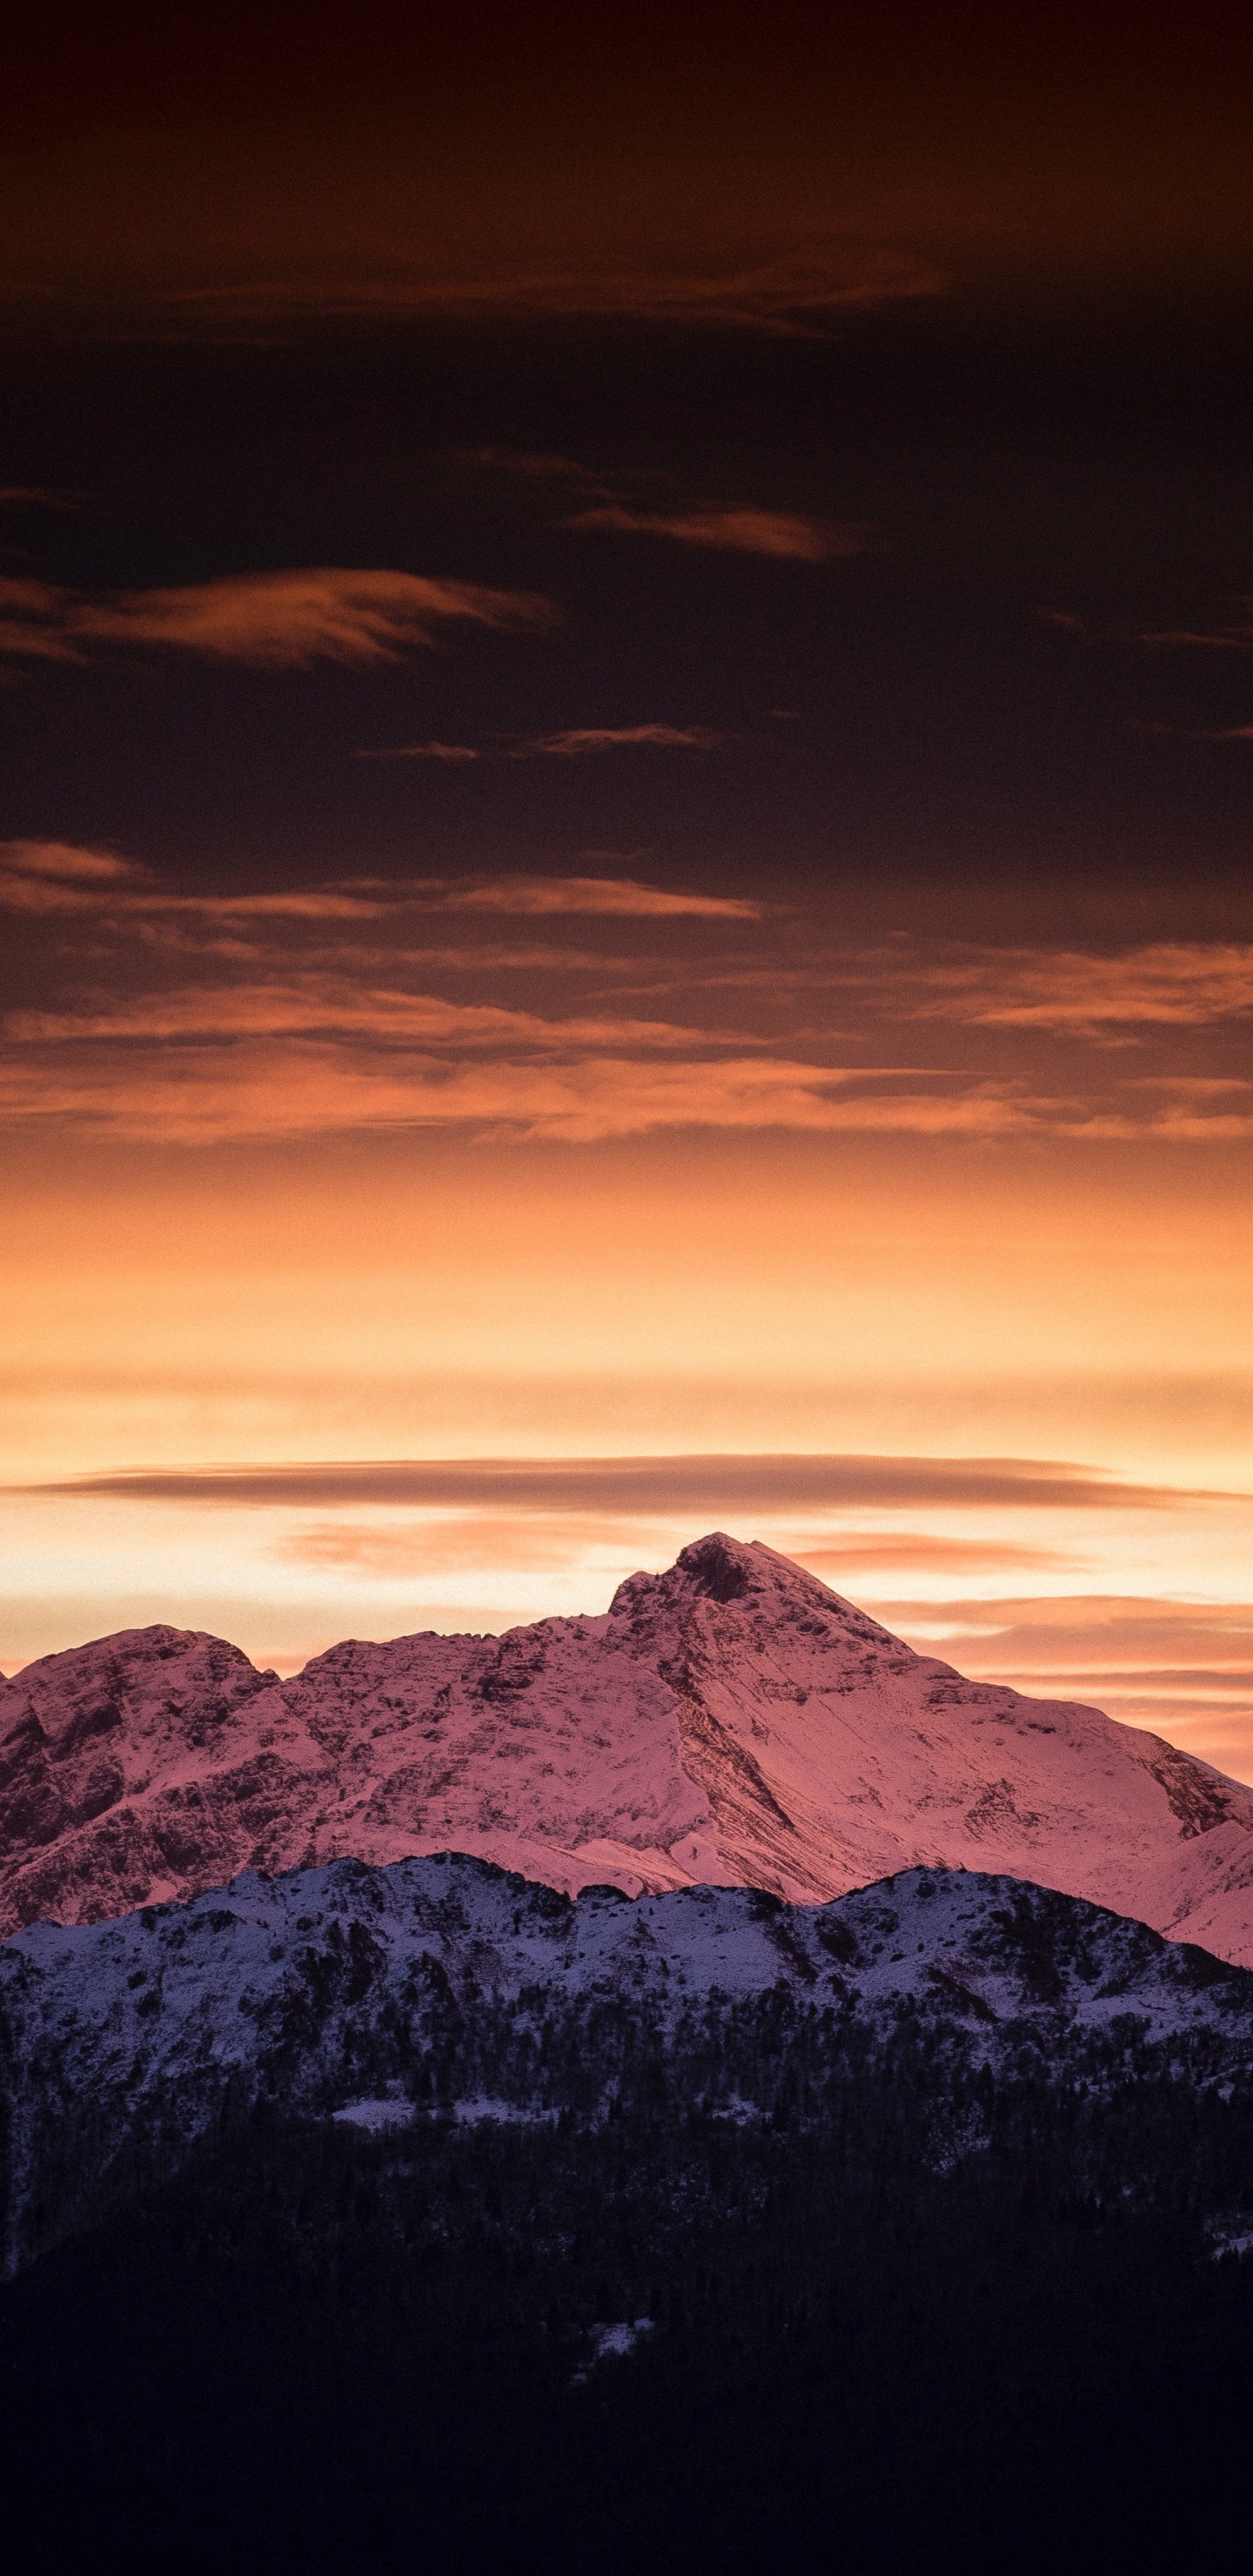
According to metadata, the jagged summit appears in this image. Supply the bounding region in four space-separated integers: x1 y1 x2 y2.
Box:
613 1529 896 1628
3 1532 1253 1962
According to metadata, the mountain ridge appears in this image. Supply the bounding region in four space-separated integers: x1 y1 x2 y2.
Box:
4 1532 1253 1962
6 1848 1253 2276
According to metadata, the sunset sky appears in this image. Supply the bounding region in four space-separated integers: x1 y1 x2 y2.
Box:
3 9 1251 1774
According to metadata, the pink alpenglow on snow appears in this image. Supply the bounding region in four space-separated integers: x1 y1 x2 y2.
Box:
3 1535 1253 1963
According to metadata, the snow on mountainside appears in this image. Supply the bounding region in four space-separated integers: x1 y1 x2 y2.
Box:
3 1533 1253 1962
5 1850 1253 2273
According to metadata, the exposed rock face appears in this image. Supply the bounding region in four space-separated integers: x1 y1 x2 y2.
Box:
3 1532 1253 1961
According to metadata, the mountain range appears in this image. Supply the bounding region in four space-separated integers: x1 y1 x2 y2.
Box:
3 1532 1253 1962
7 1533 1253 2570
5 1848 1252 2277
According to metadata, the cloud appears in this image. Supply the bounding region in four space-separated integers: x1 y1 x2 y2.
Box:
0 844 758 927
156 247 944 336
877 1594 1253 1772
272 1513 654 1577
0 839 151 909
24 1454 1234 1513
7 969 1248 1147
440 875 759 919
828 939 1253 1034
1138 612 1253 653
0 580 84 663
274 1523 1072 1582
354 727 721 762
7 980 736 1053
8 848 1250 1147
565 506 867 560
354 740 481 762
0 1034 1060 1146
0 487 80 511
506 725 722 757
469 448 868 562
788 1535 1073 1576
0 568 555 670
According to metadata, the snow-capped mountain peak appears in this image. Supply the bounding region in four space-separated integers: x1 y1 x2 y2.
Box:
3 1533 1253 1964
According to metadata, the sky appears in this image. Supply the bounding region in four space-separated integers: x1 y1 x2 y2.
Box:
3 7 1251 1774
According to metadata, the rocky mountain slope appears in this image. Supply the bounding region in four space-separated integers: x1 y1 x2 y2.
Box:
4 1532 1253 1961
5 1848 1253 2273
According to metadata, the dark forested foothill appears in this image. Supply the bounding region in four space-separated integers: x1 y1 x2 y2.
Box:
4 2057 1253 2576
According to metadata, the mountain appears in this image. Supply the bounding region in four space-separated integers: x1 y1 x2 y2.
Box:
5 1848 1253 2275
9 1858 1253 2576
4 1531 1253 1961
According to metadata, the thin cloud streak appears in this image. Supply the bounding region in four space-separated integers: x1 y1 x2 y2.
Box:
871 1595 1253 1771
0 569 555 670
8 981 746 1052
806 940 1253 1033
442 874 757 918
0 846 761 924
506 724 722 756
153 246 944 335
0 1045 1068 1146
354 727 722 762
788 1535 1073 1575
565 506 868 560
353 740 481 762
1138 612 1253 653
274 1521 1074 1580
23 1454 1237 1513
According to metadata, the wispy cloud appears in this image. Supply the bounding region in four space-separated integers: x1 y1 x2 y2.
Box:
471 447 868 562
24 1455 1231 1513
789 1535 1073 1576
1137 607 1253 653
355 726 722 762
0 487 81 511
276 1522 1074 1582
354 739 481 762
0 568 555 671
0 845 760 925
154 246 943 337
506 724 722 757
819 939 1253 1035
439 874 756 918
565 506 868 560
6 848 1249 1145
271 1513 653 1577
7 980 735 1053
879 1595 1253 1769
0 840 151 909
0 1040 1045 1148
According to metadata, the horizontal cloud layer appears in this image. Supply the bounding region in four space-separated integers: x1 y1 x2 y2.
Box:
149 245 944 335
358 728 723 761
882 941 1253 1033
0 847 760 923
272 1521 1072 1580
4 842 1249 1143
0 569 553 670
25 1453 1232 1512
0 1043 1084 1147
